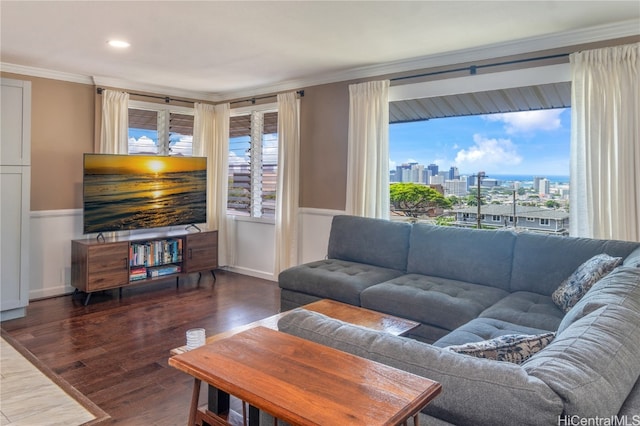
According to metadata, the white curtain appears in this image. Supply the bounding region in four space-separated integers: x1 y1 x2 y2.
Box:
193 102 233 266
99 90 129 154
346 80 390 219
570 43 639 241
274 92 301 275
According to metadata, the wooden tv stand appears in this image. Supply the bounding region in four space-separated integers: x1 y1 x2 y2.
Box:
71 229 217 305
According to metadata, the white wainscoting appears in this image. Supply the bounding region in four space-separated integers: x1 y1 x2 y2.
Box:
28 208 345 299
29 209 83 300
223 208 343 281
299 208 344 264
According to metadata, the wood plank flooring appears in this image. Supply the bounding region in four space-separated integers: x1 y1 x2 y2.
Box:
1 270 280 425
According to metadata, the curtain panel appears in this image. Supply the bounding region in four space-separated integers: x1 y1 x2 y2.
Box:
274 92 301 275
193 102 233 266
346 80 390 219
99 90 129 154
570 43 639 241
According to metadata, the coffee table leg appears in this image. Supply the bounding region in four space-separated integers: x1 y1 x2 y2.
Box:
189 378 201 426
208 384 230 415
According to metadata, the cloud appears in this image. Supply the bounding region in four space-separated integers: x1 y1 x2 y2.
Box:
484 109 564 134
455 134 522 170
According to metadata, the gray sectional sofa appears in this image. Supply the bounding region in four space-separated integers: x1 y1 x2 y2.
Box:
275 215 640 425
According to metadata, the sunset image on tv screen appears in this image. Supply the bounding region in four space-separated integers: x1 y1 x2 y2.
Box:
83 154 207 233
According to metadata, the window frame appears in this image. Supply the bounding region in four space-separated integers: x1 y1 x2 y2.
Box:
128 100 195 156
227 102 279 222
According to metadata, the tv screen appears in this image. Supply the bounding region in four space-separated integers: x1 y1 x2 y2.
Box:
83 153 207 234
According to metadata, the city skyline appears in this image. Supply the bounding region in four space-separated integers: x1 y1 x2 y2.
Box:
389 108 571 177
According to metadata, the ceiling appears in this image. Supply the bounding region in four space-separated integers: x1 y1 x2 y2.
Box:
1 1 638 100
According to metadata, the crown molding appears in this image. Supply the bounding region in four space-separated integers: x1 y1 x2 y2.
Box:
90 76 216 102
0 63 94 85
2 19 638 102
218 19 640 101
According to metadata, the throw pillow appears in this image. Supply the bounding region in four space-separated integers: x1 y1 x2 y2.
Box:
552 253 623 313
446 332 556 364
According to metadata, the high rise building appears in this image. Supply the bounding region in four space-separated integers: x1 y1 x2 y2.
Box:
449 166 459 180
427 163 439 178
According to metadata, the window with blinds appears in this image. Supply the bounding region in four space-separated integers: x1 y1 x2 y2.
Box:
228 108 278 218
128 102 194 156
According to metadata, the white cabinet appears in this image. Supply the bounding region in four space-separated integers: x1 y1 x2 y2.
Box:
1 78 31 321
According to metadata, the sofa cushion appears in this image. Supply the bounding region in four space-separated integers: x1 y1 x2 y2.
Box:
556 266 640 334
278 309 563 426
445 332 555 364
433 318 553 348
479 291 564 331
523 304 640 417
360 274 509 332
510 232 639 295
327 215 412 271
551 253 622 313
623 246 640 268
407 224 516 291
278 259 405 306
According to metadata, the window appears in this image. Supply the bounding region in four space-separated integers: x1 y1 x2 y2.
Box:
492 215 501 222
128 101 194 156
388 64 571 225
227 104 278 219
540 218 550 226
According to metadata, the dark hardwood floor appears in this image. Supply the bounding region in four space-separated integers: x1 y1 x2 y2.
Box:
1 270 281 425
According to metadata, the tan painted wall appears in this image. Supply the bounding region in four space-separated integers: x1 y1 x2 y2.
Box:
299 81 350 210
1 72 94 210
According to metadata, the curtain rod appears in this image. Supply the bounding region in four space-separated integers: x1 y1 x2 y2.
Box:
96 87 305 105
230 90 305 105
96 87 196 104
390 53 570 82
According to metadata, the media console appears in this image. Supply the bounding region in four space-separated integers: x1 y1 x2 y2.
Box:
71 229 218 305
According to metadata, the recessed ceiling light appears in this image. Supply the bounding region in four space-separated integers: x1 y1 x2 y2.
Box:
108 40 130 48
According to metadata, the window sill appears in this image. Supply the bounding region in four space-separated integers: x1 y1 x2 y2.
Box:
228 215 275 225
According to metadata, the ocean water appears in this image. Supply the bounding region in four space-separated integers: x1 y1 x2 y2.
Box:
489 174 570 184
83 170 206 233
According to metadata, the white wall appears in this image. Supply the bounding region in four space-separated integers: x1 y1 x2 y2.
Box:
27 207 343 299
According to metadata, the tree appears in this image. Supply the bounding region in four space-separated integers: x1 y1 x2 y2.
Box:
390 183 452 218
545 200 560 209
465 193 486 206
435 215 455 226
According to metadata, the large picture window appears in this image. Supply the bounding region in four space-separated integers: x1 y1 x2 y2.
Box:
128 101 194 156
388 63 572 235
227 104 278 219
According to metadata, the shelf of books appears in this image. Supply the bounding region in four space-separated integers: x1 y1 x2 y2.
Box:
129 238 183 281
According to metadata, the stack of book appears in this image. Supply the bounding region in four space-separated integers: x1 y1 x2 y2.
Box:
130 266 147 281
147 264 181 278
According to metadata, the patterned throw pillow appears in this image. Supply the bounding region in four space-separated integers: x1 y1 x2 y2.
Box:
446 332 556 364
551 254 623 313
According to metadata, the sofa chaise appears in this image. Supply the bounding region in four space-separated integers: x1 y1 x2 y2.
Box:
272 215 640 425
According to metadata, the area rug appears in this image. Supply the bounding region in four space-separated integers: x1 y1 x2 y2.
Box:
1 331 110 426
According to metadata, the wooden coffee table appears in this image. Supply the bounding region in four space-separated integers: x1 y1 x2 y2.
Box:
169 326 441 426
170 299 419 356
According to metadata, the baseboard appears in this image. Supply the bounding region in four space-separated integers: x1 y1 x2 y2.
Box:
30 285 75 301
220 266 276 282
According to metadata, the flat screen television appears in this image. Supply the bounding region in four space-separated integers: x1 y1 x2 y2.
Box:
83 153 207 234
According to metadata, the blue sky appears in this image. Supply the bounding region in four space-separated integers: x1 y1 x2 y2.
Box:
389 108 571 176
